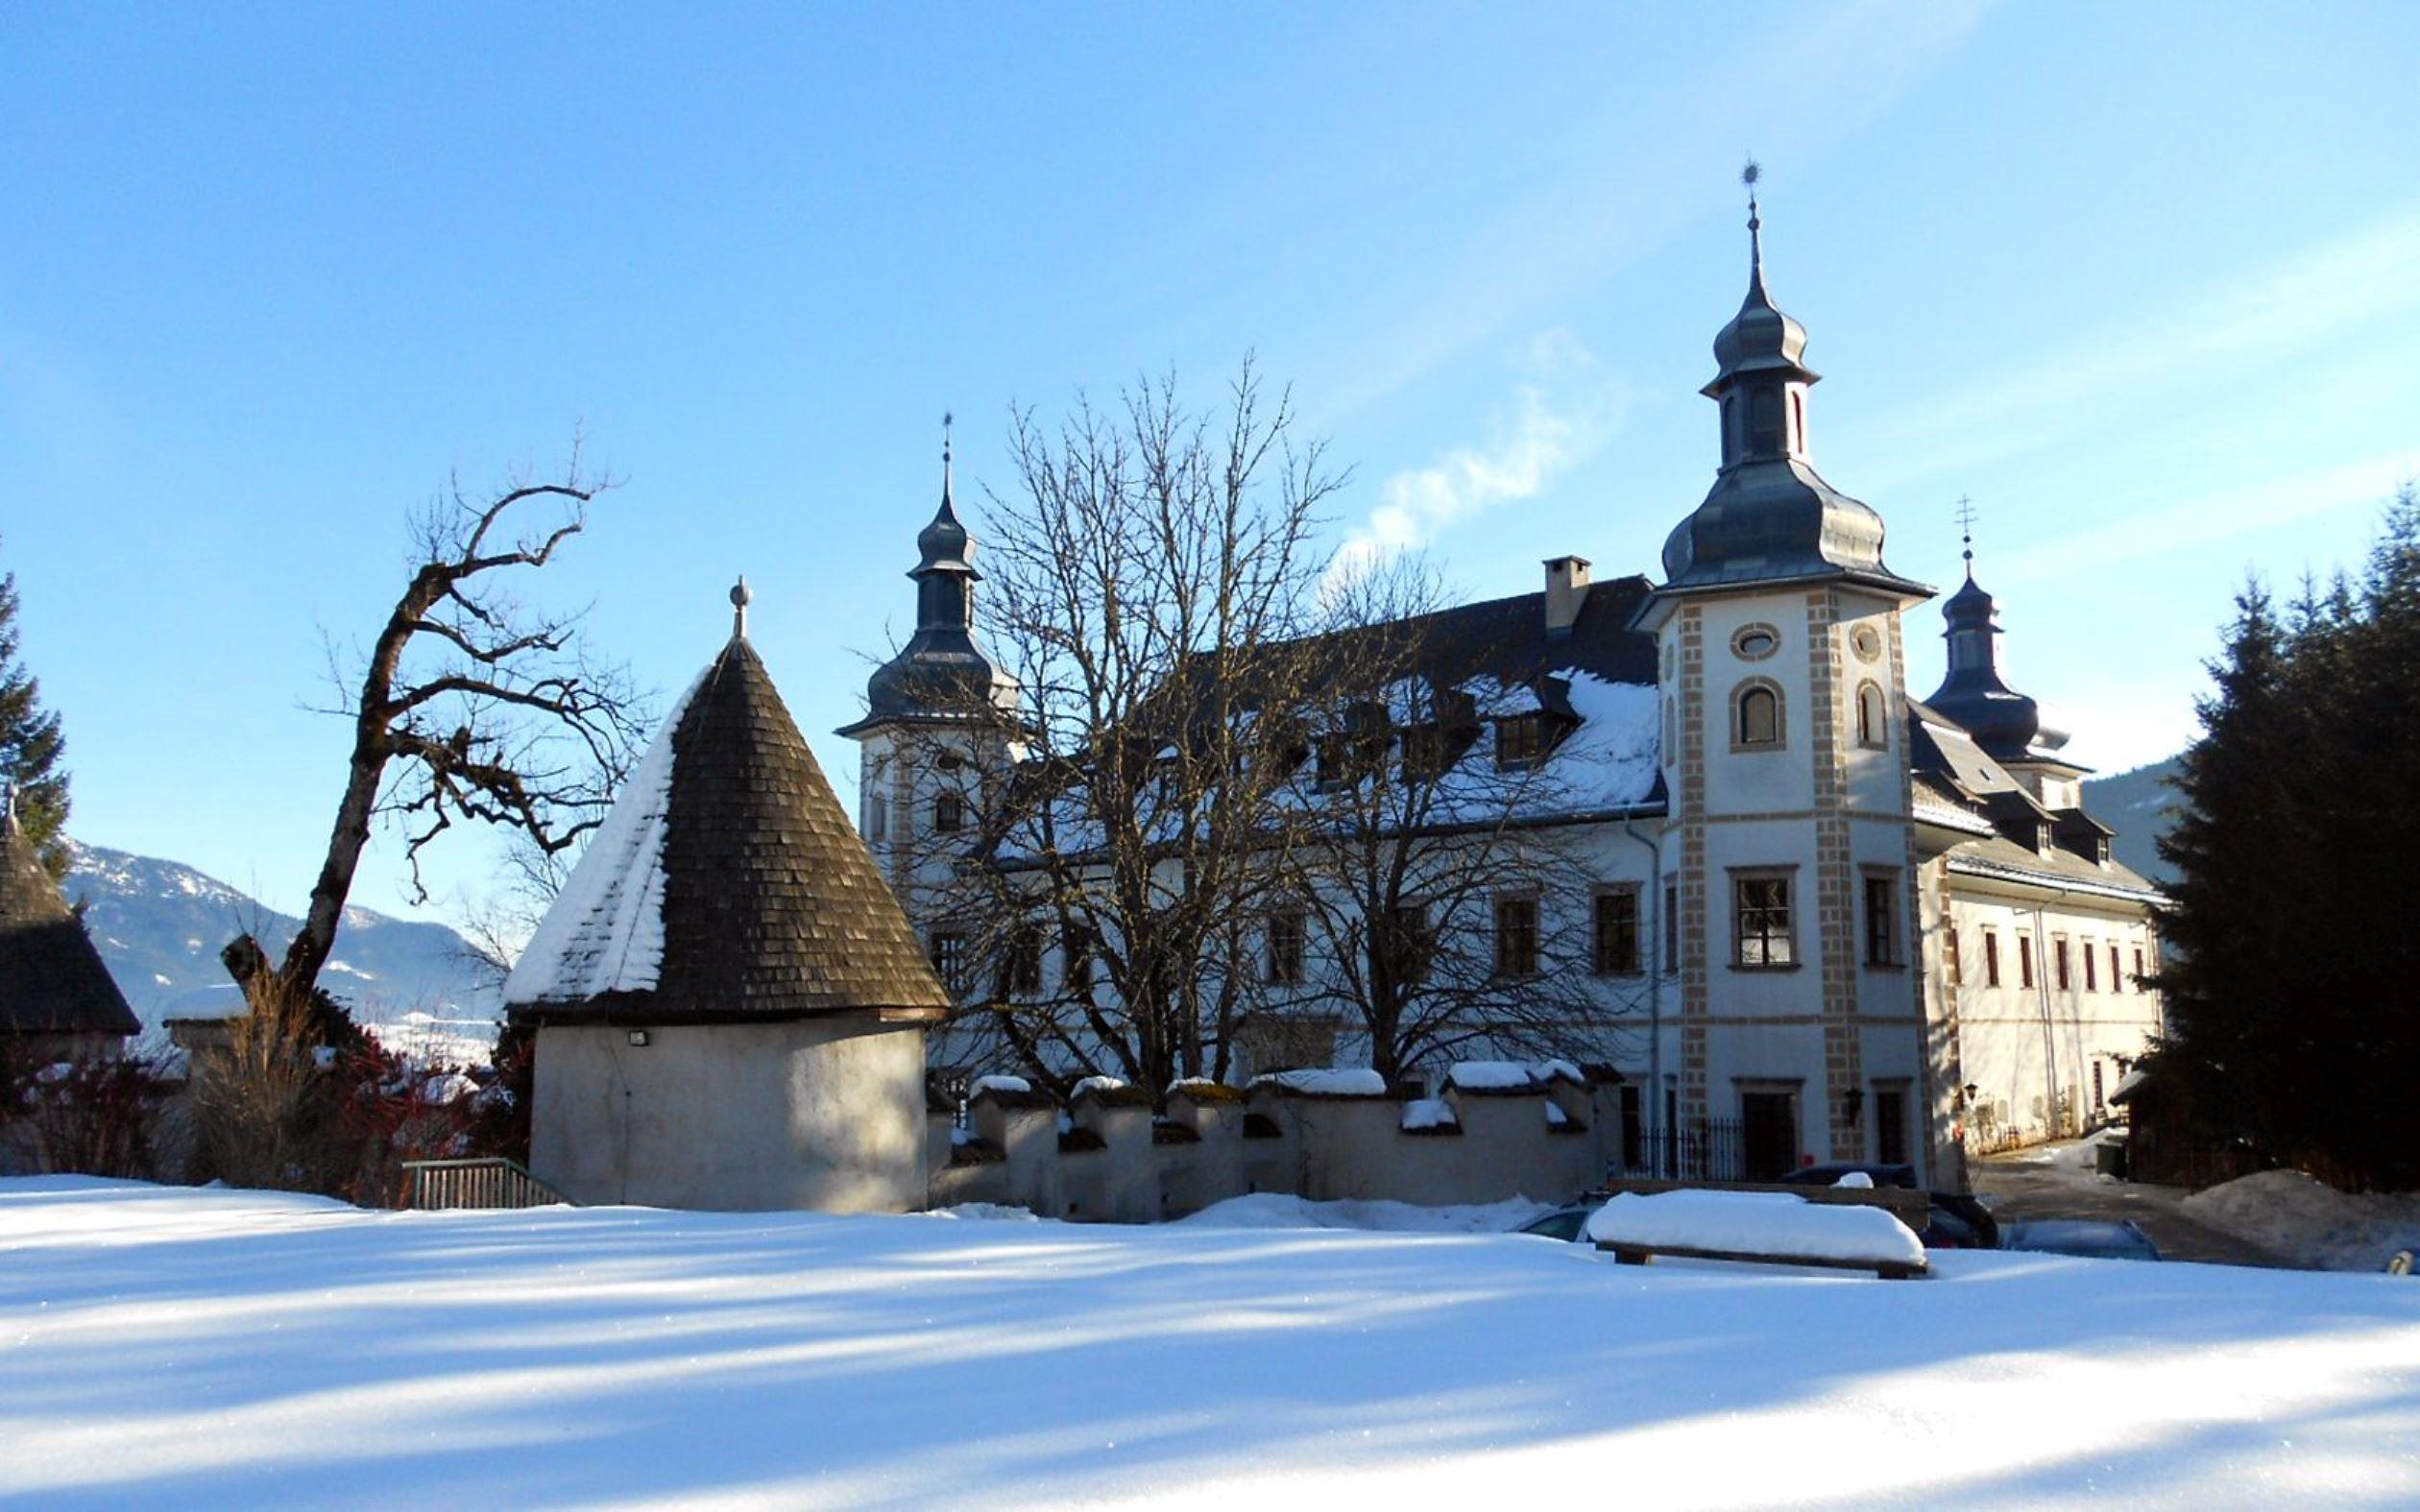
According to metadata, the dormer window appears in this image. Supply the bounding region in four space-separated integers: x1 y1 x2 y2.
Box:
1495 714 1550 772
1401 724 1451 783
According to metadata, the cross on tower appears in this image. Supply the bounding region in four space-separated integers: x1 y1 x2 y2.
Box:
1954 494 1978 572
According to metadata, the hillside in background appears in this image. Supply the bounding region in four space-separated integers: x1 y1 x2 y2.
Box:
61 840 499 1058
2082 754 2186 886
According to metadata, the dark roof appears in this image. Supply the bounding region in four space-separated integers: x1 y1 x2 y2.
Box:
0 817 140 1038
512 637 951 1025
1266 573 1659 698
1907 699 2161 902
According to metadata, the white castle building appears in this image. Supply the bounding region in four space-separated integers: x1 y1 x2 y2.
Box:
839 199 2166 1190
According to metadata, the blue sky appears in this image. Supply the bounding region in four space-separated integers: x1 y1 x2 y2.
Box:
4 1 2415 926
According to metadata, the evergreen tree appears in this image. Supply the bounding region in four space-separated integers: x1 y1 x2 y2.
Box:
2159 487 2420 1190
0 543 71 878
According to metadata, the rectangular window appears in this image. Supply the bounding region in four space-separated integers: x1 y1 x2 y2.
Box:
999 924 1043 996
933 791 966 834
1386 903 1432 986
1592 890 1640 975
2054 935 2071 992
1662 883 1680 973
1401 725 1449 783
2133 946 2145 990
1733 874 1794 967
865 794 888 841
2083 940 2098 992
2110 943 2123 994
930 930 969 996
1063 924 1093 990
1267 909 1306 986
1495 895 1540 977
1982 927 2000 988
1943 927 1963 988
1862 874 1899 966
2018 931 2035 989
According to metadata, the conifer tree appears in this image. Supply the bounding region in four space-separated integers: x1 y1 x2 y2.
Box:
0 544 71 878
2159 486 2420 1190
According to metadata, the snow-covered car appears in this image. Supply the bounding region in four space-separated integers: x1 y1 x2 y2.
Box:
1999 1218 2164 1262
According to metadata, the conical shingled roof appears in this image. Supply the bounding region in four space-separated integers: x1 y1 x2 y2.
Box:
0 818 141 1038
509 636 952 1024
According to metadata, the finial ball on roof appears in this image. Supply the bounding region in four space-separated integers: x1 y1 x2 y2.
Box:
731 575 753 610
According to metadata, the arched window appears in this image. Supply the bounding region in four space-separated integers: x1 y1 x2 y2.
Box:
1732 680 1783 750
1855 681 1888 750
866 793 888 841
1790 390 1805 454
1748 387 1783 454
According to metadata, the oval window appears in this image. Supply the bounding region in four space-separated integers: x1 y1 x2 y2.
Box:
1851 625 1883 663
1732 625 1779 661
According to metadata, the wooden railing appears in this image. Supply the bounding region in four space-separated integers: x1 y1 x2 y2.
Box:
400 1157 571 1211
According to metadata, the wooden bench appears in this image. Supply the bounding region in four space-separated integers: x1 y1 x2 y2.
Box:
1597 1239 1926 1281
1587 1182 1932 1280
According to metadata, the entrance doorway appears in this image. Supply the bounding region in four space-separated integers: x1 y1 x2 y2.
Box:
1740 1090 1799 1181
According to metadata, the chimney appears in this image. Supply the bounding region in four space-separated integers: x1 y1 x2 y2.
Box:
1543 556 1592 633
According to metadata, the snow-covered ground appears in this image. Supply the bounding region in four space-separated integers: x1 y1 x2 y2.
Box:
4 1179 2418 1508
2186 1170 2420 1274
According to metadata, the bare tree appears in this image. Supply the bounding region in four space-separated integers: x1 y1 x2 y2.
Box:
1273 559 1647 1083
896 363 1347 1099
226 450 646 1017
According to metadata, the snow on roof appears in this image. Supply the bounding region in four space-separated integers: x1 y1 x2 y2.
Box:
159 981 250 1023
970 1073 1034 1098
504 669 706 1005
1249 1067 1389 1097
1584 1190 1926 1268
1445 1059 1583 1092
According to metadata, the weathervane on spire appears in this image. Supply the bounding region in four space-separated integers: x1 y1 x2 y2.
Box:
1955 494 1979 577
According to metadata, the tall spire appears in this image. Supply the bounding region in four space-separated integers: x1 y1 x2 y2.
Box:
1744 158 1769 304
837 421 1020 735
1652 167 1927 602
941 410 956 514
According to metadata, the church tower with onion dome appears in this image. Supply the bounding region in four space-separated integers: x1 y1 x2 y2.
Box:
1631 164 1936 1173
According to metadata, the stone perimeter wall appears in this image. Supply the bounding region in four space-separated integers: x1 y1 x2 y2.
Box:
930 1076 1623 1221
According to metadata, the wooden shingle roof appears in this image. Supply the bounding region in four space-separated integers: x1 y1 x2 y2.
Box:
0 816 141 1039
511 636 950 1026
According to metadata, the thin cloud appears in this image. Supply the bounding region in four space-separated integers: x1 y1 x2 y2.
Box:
1991 452 2418 587
1329 333 1630 587
1858 208 2420 492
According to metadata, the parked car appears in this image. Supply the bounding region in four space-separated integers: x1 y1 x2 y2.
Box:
1999 1218 2164 1262
1512 1185 1999 1251
1776 1165 1999 1250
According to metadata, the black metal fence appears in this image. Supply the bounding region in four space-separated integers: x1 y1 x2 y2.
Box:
1609 1118 1750 1183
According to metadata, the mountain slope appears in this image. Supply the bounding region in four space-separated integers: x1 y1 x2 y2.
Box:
61 840 499 1052
2082 755 2185 887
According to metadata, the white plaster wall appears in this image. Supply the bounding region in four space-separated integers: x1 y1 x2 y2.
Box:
530 1018 928 1212
1940 891 2162 1148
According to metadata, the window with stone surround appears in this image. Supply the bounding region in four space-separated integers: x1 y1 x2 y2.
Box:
1854 680 1888 749
2019 931 2036 989
1862 871 1900 967
1494 895 1540 978
1592 888 1640 975
1982 926 2000 987
1731 679 1785 751
1731 870 1795 968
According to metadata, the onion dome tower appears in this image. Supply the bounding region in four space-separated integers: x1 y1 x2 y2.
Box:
1924 514 2080 772
839 418 1018 735
1656 168 1928 598
0 793 140 1047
